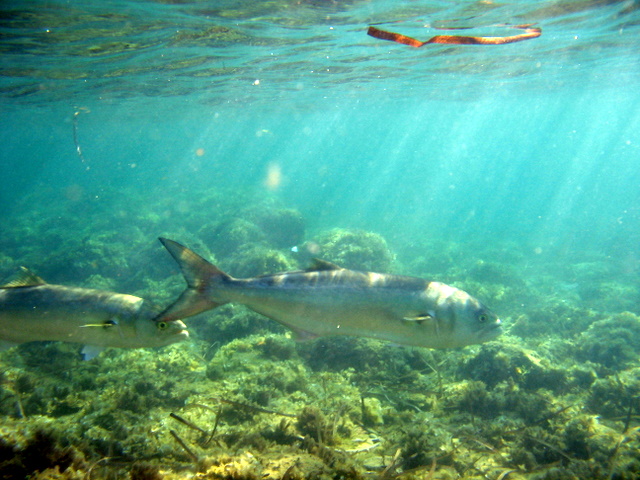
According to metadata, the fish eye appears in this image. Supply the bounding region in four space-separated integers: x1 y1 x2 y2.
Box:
157 321 168 330
478 313 488 323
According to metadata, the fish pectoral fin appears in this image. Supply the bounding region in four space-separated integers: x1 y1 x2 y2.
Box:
402 313 435 325
80 319 118 329
81 345 105 361
306 259 343 271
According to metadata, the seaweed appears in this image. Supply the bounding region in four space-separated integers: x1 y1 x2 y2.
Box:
576 312 640 370
3 186 640 479
313 228 395 272
0 429 85 478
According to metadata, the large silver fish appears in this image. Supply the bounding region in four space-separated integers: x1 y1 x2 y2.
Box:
157 238 501 349
0 267 189 359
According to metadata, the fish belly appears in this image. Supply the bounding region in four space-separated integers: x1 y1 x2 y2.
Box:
0 305 106 343
226 285 438 346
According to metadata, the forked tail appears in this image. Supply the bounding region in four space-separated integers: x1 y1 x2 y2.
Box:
155 238 229 322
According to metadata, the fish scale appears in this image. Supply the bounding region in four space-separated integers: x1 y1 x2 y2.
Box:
157 238 502 349
0 267 188 358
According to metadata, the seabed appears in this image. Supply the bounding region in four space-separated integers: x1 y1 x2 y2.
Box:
1 190 639 479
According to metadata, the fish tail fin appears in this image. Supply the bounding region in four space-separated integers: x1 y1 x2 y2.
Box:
156 237 229 321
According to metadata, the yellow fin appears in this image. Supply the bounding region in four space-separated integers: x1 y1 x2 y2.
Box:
80 319 118 329
1 267 46 288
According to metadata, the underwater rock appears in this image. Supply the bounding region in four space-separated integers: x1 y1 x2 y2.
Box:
509 300 604 339
115 379 184 413
199 219 266 258
578 281 639 312
243 206 306 249
196 450 350 480
0 253 13 271
300 337 384 372
468 259 523 286
394 420 454 471
459 343 569 393
199 202 305 258
296 406 335 445
194 303 283 349
227 244 296 278
561 415 638 468
360 397 384 427
257 335 298 361
447 379 500 420
576 311 640 370
586 368 640 419
397 239 460 276
5 185 640 479
0 428 85 479
196 452 263 479
205 334 308 399
299 336 436 383
130 461 163 480
570 260 615 283
313 228 395 272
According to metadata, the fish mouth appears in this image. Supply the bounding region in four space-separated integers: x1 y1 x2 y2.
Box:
172 320 190 339
483 319 503 339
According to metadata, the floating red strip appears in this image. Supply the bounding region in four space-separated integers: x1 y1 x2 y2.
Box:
367 23 541 47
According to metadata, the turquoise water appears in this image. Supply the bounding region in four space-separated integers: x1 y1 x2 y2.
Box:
2 0 640 263
2 1 640 478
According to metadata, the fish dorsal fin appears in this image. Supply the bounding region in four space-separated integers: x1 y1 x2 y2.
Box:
1 267 46 288
306 259 343 272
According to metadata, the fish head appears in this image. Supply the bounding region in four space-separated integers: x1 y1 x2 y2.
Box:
90 296 190 348
112 300 190 347
133 317 190 347
422 282 502 348
77 312 189 349
449 294 502 347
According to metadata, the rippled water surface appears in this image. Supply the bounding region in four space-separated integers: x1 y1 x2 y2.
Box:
2 0 640 106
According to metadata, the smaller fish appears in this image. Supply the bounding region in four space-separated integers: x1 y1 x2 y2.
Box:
0 267 188 359
157 238 502 349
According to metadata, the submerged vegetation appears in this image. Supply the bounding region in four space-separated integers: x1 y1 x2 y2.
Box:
1 186 639 479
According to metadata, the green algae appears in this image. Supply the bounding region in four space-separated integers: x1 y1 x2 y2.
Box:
197 201 304 263
312 228 395 272
1 186 640 479
227 244 296 278
576 312 640 370
243 205 305 250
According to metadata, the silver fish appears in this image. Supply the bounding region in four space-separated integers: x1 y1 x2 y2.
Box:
0 267 189 359
157 238 501 349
